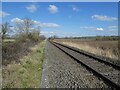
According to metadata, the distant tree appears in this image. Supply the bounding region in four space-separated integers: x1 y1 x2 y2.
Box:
48 35 58 40
52 35 58 39
40 35 46 40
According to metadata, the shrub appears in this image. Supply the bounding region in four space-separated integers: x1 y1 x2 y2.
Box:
28 31 40 42
15 30 42 42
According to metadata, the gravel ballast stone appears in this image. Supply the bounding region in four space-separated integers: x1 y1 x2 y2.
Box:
41 41 109 88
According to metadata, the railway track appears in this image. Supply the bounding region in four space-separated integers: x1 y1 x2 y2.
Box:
49 40 120 89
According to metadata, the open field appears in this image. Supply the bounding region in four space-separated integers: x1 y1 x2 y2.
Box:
2 41 45 88
3 39 15 43
2 39 15 47
54 39 119 60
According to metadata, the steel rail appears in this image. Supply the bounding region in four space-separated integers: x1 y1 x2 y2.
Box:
50 41 120 89
52 41 120 71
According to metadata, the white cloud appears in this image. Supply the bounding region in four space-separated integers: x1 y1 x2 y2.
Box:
72 6 79 12
92 14 117 21
41 23 60 28
33 20 60 28
80 26 118 32
80 26 96 30
48 5 58 14
96 28 103 31
0 11 10 18
80 26 104 31
11 18 60 28
26 4 37 13
11 18 24 23
108 26 118 32
34 20 41 25
108 26 118 29
41 31 55 34
40 31 57 37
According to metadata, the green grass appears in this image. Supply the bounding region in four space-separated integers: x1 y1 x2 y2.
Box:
2 41 45 88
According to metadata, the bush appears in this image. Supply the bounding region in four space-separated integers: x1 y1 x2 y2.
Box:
28 32 39 42
15 33 28 42
15 30 42 42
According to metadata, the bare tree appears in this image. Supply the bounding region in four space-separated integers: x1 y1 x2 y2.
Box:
15 17 34 34
2 22 9 40
36 26 41 35
13 17 43 41
23 17 34 34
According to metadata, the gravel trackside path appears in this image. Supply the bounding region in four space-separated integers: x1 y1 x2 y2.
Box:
41 41 109 88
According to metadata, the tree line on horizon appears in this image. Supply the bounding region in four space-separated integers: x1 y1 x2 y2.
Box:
49 35 119 41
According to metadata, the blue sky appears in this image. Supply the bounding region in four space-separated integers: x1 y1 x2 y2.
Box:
1 2 118 37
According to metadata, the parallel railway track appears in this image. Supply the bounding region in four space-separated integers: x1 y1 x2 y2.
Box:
49 41 120 89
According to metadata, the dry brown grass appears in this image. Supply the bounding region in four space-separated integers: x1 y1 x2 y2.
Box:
54 39 118 60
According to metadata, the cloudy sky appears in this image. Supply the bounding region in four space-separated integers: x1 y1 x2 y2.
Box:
1 2 118 37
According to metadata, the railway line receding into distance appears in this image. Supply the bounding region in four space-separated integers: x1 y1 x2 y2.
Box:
49 40 120 89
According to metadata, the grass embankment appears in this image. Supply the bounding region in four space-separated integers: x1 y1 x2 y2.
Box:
3 41 45 88
54 39 118 60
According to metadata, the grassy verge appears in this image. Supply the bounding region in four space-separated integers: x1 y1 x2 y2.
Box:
2 41 45 88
